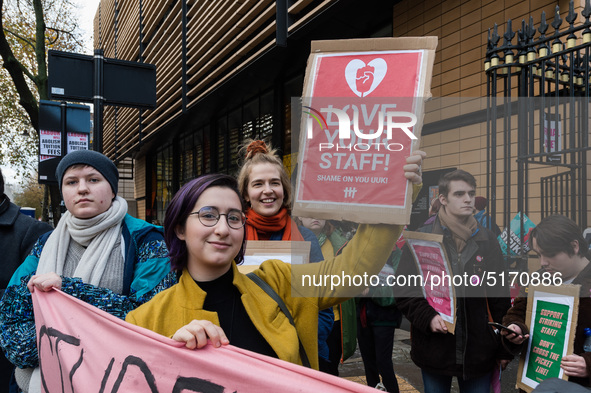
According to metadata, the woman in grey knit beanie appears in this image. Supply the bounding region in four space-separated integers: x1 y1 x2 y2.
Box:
0 150 174 392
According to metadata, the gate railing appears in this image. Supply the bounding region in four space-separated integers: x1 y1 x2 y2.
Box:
485 0 591 265
541 170 574 218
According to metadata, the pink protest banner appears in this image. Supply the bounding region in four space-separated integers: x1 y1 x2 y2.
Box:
403 231 456 333
292 37 437 224
32 289 376 393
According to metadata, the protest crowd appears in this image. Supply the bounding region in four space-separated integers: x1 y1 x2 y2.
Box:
0 142 589 393
6 0 591 391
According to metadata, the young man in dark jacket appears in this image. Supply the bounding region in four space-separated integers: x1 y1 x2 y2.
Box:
0 169 52 291
502 215 591 388
396 170 512 393
0 168 52 391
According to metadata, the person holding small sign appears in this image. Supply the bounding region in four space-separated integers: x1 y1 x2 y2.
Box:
502 215 591 388
236 140 335 372
125 151 425 371
297 216 357 376
395 169 512 393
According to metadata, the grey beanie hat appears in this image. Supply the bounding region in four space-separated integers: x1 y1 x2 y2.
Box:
56 150 119 195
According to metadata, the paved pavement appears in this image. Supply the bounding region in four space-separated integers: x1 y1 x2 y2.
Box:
340 328 422 392
339 319 521 392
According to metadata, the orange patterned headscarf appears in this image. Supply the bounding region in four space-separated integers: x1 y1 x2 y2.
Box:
245 207 304 241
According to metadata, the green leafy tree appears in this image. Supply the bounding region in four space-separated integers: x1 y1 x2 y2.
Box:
0 0 84 224
13 171 44 219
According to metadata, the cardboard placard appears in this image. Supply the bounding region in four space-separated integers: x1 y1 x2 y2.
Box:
292 37 437 224
403 231 456 334
237 241 311 274
516 285 580 392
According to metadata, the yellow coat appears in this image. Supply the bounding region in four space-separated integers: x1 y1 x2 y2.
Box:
126 222 407 369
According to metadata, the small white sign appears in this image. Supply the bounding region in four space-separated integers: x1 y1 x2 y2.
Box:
67 132 89 153
243 254 305 265
39 130 61 156
51 87 65 95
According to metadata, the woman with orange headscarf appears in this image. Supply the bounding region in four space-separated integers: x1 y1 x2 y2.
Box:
237 140 302 241
236 140 335 371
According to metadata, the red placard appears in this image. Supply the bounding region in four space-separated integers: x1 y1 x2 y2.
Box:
403 231 456 333
413 244 453 317
293 38 437 224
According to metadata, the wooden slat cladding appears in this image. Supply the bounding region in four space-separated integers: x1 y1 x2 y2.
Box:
102 106 142 159
94 7 100 49
289 0 335 31
134 155 147 199
99 0 117 57
142 0 176 42
96 0 337 160
186 1 276 96
134 155 147 220
392 0 569 98
117 0 140 60
288 0 317 14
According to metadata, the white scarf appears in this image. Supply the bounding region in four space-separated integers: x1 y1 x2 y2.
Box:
37 196 128 286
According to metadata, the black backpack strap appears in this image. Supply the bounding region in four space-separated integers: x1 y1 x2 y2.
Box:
246 272 311 368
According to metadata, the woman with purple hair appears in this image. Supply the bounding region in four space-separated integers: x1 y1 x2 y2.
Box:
126 151 424 370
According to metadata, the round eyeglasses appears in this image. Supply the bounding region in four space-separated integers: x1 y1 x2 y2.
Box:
189 206 246 229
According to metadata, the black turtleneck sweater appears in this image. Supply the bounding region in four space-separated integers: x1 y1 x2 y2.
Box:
196 268 277 358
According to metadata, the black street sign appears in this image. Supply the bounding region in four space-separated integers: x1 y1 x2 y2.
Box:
47 49 156 153
48 50 157 109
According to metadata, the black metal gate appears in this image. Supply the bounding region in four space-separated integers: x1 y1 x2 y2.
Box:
485 0 591 264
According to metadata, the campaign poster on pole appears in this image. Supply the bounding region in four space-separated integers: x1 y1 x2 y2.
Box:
67 132 89 153
39 130 62 157
292 37 437 224
516 285 579 392
403 231 456 334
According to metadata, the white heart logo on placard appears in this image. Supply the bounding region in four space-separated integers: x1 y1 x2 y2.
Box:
345 58 387 97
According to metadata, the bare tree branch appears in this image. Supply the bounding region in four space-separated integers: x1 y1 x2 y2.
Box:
46 26 84 47
1 0 84 225
0 32 36 81
3 27 35 50
0 0 39 129
46 29 58 45
32 0 47 100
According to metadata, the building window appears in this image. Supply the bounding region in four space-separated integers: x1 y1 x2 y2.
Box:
217 116 229 174
283 74 304 177
180 127 208 184
154 145 173 225
221 93 275 176
181 133 194 186
228 107 241 175
257 91 274 142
